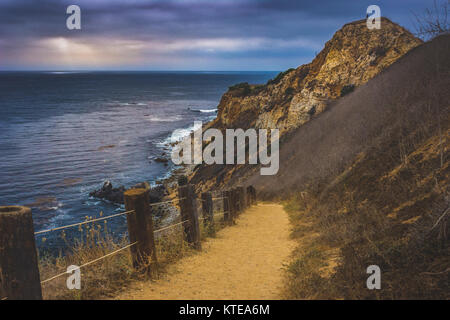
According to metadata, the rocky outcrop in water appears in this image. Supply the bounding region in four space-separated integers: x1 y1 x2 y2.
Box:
89 181 125 204
89 181 169 205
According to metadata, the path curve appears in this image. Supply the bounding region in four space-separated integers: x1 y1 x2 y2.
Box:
117 203 295 300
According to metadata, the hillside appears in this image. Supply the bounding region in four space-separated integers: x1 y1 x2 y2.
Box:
208 18 422 134
190 20 449 298
245 34 449 196
278 34 449 299
248 35 450 299
191 18 423 191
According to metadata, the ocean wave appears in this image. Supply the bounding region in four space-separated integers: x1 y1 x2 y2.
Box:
46 71 84 74
120 102 148 106
158 121 202 146
146 115 182 122
190 108 218 113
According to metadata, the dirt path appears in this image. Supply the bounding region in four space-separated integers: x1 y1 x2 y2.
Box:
117 203 295 300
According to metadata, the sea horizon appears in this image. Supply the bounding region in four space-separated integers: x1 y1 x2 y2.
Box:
0 70 282 73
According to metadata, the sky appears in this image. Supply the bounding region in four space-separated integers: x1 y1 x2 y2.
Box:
0 0 439 71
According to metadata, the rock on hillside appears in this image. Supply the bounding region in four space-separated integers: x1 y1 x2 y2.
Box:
210 18 422 135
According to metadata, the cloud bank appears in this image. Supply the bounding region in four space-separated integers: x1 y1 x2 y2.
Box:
0 0 433 70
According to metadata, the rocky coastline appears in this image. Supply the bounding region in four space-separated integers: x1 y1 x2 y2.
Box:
89 143 197 225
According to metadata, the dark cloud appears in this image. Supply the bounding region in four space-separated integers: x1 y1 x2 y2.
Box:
0 0 437 70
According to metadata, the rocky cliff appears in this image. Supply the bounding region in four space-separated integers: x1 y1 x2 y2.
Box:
191 18 424 192
209 18 422 135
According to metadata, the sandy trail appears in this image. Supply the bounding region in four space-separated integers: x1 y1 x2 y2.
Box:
117 203 295 300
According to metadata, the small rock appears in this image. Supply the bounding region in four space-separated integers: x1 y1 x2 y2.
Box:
155 157 169 163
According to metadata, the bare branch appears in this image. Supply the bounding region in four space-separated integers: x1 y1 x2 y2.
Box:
412 0 450 40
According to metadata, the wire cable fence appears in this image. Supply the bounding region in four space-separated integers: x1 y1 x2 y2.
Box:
34 210 135 236
34 198 186 236
39 216 193 289
36 196 186 287
40 241 139 285
154 219 190 234
149 197 185 207
0 184 257 299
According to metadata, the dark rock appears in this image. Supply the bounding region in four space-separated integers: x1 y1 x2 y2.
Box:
103 180 113 192
131 181 167 204
148 185 169 203
155 157 169 163
89 181 125 204
178 175 188 186
132 182 149 190
90 181 169 206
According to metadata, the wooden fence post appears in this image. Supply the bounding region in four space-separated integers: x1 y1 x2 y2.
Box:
124 188 157 272
246 185 256 206
0 206 42 300
222 191 232 225
178 184 201 250
201 192 215 236
229 189 237 219
236 188 242 215
238 186 247 210
178 175 188 186
234 187 243 214
248 185 257 205
246 186 252 206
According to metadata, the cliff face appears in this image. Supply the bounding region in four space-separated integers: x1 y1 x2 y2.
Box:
210 18 422 135
190 18 425 192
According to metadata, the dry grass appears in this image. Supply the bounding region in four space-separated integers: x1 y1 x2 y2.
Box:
38 207 230 300
282 124 449 299
38 220 138 300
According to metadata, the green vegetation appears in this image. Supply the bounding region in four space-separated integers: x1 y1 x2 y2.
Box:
307 105 316 116
228 82 251 93
340 84 355 97
267 68 295 86
285 87 295 96
228 82 265 97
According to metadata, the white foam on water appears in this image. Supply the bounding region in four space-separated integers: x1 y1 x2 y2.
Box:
192 109 217 113
119 102 147 106
46 71 84 74
160 121 202 146
146 115 182 122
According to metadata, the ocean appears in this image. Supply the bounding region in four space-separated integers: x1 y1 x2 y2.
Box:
0 71 277 248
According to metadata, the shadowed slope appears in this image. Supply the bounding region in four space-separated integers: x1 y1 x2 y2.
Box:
247 34 449 197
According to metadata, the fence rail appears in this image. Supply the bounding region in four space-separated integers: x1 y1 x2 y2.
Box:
0 180 257 300
34 210 135 235
40 241 139 285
